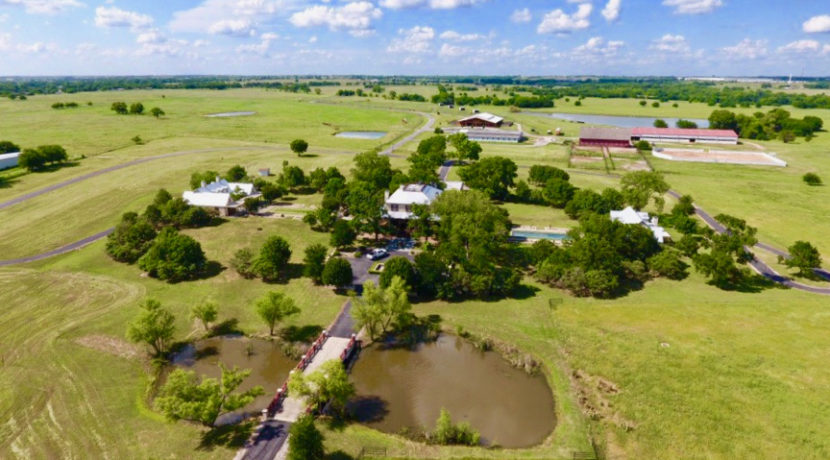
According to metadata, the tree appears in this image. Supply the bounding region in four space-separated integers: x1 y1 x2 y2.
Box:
129 102 144 114
0 140 20 153
288 416 324 460
648 250 688 280
225 164 247 181
803 173 822 186
783 241 822 277
138 228 207 282
303 243 328 284
290 139 309 157
458 156 517 200
191 301 218 332
330 220 357 248
708 109 738 131
347 180 385 240
542 178 575 208
288 359 355 416
322 257 353 289
528 165 569 186
150 107 165 118
353 277 412 341
351 151 395 191
243 197 262 214
126 299 176 356
634 140 652 151
254 236 292 281
255 291 300 335
230 248 257 279
694 249 743 287
18 148 46 171
671 194 696 216
155 364 264 427
653 119 668 128
111 101 128 114
379 257 416 289
106 212 157 263
414 252 447 299
564 189 610 218
676 119 698 129
620 171 670 212
431 408 480 446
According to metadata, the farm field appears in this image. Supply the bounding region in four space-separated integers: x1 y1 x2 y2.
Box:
1 85 830 460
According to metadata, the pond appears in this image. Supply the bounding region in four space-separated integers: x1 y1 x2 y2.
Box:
170 336 294 421
205 111 257 118
348 334 556 448
335 131 387 139
523 111 710 129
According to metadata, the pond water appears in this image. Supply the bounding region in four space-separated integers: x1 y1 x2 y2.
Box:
335 131 387 139
523 111 710 129
348 334 556 448
205 111 257 118
170 336 294 419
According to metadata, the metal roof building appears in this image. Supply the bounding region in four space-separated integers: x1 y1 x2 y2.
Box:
458 112 505 128
578 127 632 148
632 127 739 145
0 152 20 171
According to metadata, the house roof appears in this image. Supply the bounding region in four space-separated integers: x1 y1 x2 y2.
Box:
0 152 20 161
458 112 504 124
195 179 255 196
444 181 467 191
632 127 739 138
386 184 442 206
610 206 649 225
183 191 233 208
579 127 633 141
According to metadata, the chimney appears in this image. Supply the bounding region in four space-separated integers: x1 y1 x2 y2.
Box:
200 180 206 188
384 190 390 202
215 175 221 183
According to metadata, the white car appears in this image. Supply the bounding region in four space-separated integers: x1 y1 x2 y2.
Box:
367 248 389 260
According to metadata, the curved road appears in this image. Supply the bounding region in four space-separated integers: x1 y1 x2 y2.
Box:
0 113 436 267
667 190 830 295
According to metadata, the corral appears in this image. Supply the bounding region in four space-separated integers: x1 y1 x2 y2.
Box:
653 148 787 167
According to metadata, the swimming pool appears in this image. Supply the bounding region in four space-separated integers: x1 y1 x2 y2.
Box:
335 131 387 139
510 230 569 241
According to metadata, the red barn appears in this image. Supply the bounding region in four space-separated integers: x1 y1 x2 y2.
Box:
458 112 504 128
579 127 633 148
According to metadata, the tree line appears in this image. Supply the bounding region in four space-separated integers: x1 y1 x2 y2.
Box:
708 108 823 141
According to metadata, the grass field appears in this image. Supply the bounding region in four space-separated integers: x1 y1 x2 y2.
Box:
2 86 830 460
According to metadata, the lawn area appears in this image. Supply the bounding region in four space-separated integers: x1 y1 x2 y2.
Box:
501 202 574 230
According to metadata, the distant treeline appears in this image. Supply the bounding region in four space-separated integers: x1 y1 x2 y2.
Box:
0 77 341 98
432 84 554 108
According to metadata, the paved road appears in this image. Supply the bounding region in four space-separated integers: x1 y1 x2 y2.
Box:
667 190 830 295
0 228 115 267
379 111 435 157
241 421 290 460
438 160 454 181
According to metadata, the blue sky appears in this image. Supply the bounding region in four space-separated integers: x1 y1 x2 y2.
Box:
1 0 829 76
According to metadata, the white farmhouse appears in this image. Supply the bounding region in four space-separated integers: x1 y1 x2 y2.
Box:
183 178 258 216
384 184 443 220
610 206 671 243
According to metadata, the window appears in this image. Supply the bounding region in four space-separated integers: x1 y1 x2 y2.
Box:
391 204 399 212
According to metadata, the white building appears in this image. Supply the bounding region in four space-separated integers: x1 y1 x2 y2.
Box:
443 126 524 143
384 184 443 220
610 207 671 243
0 152 20 170
182 178 257 216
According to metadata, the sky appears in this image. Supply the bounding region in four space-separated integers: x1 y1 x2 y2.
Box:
1 0 830 76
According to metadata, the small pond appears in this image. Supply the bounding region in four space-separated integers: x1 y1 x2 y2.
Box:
335 131 387 139
205 111 257 118
170 336 294 420
348 334 556 448
523 111 710 129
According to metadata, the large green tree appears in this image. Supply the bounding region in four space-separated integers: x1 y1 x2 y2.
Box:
155 364 265 427
290 139 309 157
379 256 417 289
353 277 412 341
322 257 353 289
106 212 157 263
254 235 292 281
138 228 207 282
303 243 328 284
126 299 176 357
346 180 385 240
351 151 395 191
783 241 822 277
288 359 355 416
458 156 517 200
620 171 670 212
288 415 324 460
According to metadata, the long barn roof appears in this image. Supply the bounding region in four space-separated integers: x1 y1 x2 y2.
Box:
632 127 739 138
579 127 632 141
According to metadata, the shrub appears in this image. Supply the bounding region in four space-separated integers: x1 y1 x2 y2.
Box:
330 220 356 248
634 140 652 151
254 236 292 281
321 257 353 289
303 244 328 284
230 248 257 279
379 256 416 289
803 173 822 186
431 408 480 446
0 141 20 153
648 250 688 280
129 102 144 114
111 102 128 114
106 212 157 263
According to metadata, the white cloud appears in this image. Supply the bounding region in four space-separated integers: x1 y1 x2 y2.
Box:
662 0 722 15
439 42 466 58
440 30 485 42
290 1 382 37
170 0 288 34
721 38 767 60
17 41 57 53
94 6 153 30
136 29 166 45
309 35 318 43
0 32 10 50
510 8 531 23
537 3 592 34
0 0 84 15
380 0 483 9
573 36 624 57
208 19 255 36
650 33 690 53
777 39 824 54
803 15 830 34
601 0 621 22
387 25 434 54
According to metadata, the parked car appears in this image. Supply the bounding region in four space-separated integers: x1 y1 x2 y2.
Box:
367 248 389 260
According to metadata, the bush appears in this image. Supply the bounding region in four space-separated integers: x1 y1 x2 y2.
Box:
634 140 652 151
528 165 569 186
303 244 328 284
106 212 157 263
431 408 480 446
330 220 356 248
287 416 324 460
803 173 822 186
230 248 257 279
129 102 144 114
18 145 68 171
111 102 127 114
138 228 207 282
0 141 20 153
648 250 688 280
321 257 353 289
